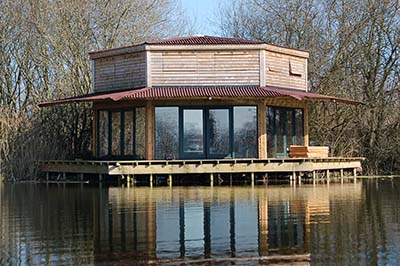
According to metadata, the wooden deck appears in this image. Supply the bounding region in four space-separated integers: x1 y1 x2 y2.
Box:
39 157 363 185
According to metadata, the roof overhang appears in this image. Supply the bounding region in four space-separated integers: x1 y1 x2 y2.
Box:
38 86 362 107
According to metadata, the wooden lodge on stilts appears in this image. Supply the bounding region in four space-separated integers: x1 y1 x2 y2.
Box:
38 35 363 185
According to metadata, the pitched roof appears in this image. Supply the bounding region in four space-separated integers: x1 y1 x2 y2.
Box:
38 86 361 107
145 35 264 45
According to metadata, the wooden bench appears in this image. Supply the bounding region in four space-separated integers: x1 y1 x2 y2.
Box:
289 145 329 158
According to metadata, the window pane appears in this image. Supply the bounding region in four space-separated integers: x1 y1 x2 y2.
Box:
208 109 230 156
155 107 179 160
276 109 284 154
183 109 204 154
111 111 121 156
98 111 109 157
286 110 294 148
234 106 257 158
124 111 134 156
295 109 304 145
267 107 275 158
135 107 146 159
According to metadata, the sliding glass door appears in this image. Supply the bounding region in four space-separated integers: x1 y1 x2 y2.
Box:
155 106 257 160
267 107 304 158
208 108 231 158
97 108 145 159
181 108 205 159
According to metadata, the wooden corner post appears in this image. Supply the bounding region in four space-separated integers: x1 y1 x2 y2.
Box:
145 101 155 160
258 102 267 159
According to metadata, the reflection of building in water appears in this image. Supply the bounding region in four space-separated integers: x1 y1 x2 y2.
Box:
95 185 362 261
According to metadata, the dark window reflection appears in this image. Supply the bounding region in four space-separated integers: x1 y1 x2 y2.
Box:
135 108 146 159
124 111 134 156
267 107 304 158
155 107 179 160
183 109 204 155
97 108 144 159
208 109 230 156
111 112 121 156
98 110 109 157
233 106 257 158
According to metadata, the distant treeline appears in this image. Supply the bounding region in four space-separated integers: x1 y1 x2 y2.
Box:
0 0 399 180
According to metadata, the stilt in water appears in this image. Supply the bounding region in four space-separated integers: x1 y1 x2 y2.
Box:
150 174 154 187
251 172 255 186
340 169 344 184
353 168 357 183
312 171 316 185
132 174 135 186
168 174 173 187
210 173 214 187
326 169 330 183
127 175 131 188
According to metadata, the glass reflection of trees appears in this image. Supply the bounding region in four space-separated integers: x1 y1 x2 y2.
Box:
97 108 145 159
155 106 258 159
233 106 257 158
208 109 230 156
155 107 179 160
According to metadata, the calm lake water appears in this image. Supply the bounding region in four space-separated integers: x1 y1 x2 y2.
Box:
1 180 400 265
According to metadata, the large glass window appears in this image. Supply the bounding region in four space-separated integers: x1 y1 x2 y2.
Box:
154 106 258 160
97 108 144 159
233 106 257 158
295 109 304 145
111 111 121 156
124 111 134 156
155 107 179 160
183 109 204 156
208 109 230 156
267 107 274 158
135 108 146 159
98 111 109 157
267 107 304 158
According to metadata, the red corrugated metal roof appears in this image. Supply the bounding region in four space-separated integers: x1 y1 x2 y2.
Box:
89 36 266 56
146 35 264 45
38 86 361 107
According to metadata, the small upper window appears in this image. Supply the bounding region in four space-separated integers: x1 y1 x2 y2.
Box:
289 59 303 77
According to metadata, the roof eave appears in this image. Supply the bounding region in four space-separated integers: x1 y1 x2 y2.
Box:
89 43 309 60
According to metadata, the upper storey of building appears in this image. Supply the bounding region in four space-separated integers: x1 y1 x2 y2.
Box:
89 35 309 93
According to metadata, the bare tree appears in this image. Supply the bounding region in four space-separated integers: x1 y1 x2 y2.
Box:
217 0 400 174
0 0 192 180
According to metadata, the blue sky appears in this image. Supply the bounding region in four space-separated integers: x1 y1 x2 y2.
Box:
181 0 222 35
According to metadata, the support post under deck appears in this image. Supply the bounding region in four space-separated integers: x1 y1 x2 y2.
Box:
168 174 172 187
